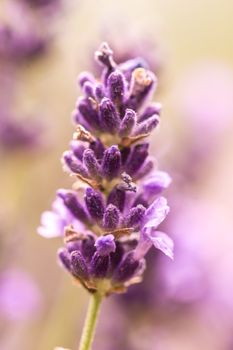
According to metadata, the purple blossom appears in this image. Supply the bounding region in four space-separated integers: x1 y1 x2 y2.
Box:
38 43 172 296
38 196 86 238
134 197 172 260
0 113 43 150
142 171 172 198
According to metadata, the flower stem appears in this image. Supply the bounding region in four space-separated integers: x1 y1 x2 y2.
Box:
78 293 102 350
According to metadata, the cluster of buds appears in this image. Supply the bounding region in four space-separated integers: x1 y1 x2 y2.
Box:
38 43 173 296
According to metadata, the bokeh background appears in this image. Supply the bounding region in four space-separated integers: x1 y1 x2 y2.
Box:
0 0 233 349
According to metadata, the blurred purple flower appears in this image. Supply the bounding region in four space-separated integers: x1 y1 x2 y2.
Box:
172 61 233 183
0 65 44 152
0 0 64 64
0 23 48 63
0 268 42 321
0 113 44 150
177 62 233 135
0 1 49 64
21 0 61 10
154 196 211 305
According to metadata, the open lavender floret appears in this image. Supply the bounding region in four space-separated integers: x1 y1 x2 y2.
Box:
38 43 173 296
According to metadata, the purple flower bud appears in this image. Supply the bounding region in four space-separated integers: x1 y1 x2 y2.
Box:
66 241 80 253
90 253 109 278
101 145 121 179
83 149 101 179
81 235 96 262
71 251 89 280
82 81 95 98
90 139 105 159
138 103 162 122
133 159 154 181
95 84 105 100
99 98 120 134
71 110 85 127
107 70 126 104
107 186 126 212
125 143 149 176
58 248 71 271
63 151 89 177
113 252 140 283
84 188 105 221
70 141 85 161
78 72 95 88
95 234 116 256
103 204 120 230
133 115 160 136
57 190 87 222
124 204 146 229
77 97 99 129
119 109 136 137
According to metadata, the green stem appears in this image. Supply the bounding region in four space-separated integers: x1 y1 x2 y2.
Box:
78 293 102 350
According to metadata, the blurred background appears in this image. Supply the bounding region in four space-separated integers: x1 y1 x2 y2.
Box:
0 0 233 349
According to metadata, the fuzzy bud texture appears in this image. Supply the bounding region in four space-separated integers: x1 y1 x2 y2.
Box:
38 42 173 296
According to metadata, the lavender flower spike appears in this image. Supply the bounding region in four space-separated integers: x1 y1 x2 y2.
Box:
38 43 173 298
